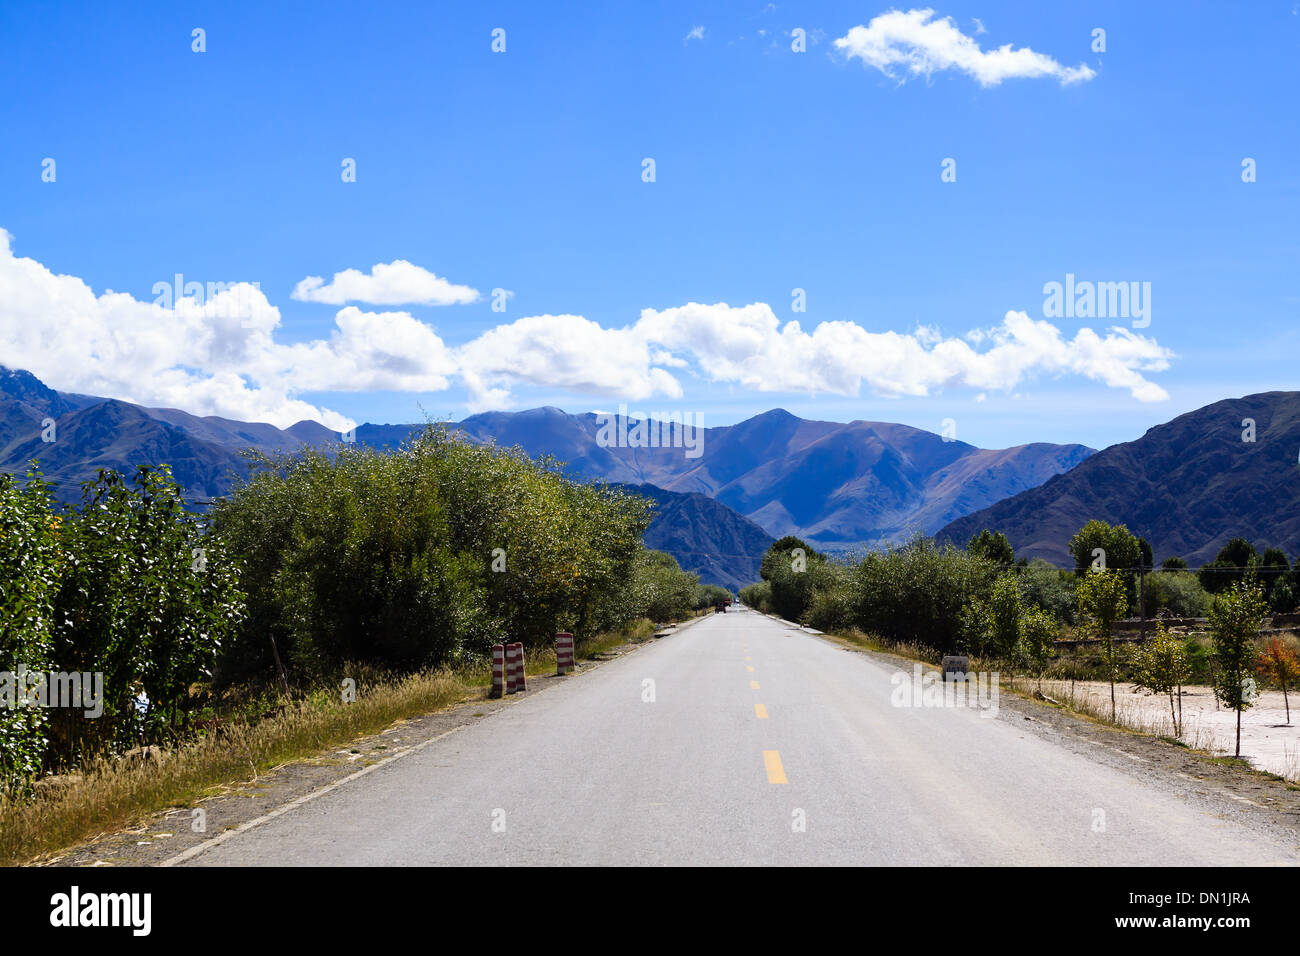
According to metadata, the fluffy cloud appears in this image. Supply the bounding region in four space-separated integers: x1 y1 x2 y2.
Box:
626 303 1170 401
835 9 1096 87
292 259 479 306
457 313 682 412
0 230 457 430
0 230 1170 430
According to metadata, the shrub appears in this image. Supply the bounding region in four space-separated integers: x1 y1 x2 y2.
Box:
210 426 653 678
738 581 771 613
1018 559 1076 623
853 533 996 654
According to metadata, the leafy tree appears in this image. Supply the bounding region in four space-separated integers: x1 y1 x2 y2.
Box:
1144 570 1211 618
53 466 245 752
1259 547 1290 592
1129 624 1192 736
1200 538 1260 595
1217 537 1260 569
0 470 61 794
1161 556 1188 570
1018 558 1077 623
631 550 699 622
1257 637 1300 725
211 425 652 680
986 573 1024 666
1019 607 1058 686
1068 520 1140 575
1198 558 1239 595
1077 567 1129 720
1209 580 1268 758
760 537 825 621
967 530 1014 569
1269 578 1295 614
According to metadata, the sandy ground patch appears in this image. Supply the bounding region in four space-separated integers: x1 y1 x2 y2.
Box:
1041 679 1300 779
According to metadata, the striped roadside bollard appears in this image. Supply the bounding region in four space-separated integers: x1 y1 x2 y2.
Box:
505 643 519 694
513 642 527 692
490 643 505 698
556 632 575 675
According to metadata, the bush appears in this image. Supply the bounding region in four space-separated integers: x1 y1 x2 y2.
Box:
1018 559 1076 623
759 537 824 621
630 550 699 623
1145 569 1211 618
853 533 997 654
801 563 854 632
210 426 653 678
738 581 771 613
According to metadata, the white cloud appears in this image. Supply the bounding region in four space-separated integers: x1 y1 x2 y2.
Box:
834 9 1096 87
457 313 682 412
684 25 706 43
292 259 479 306
0 230 458 430
0 229 1170 431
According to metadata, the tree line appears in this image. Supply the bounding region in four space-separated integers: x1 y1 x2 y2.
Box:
0 425 725 794
739 523 1291 758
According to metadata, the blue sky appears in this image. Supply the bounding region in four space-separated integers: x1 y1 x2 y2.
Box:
1 1 1297 450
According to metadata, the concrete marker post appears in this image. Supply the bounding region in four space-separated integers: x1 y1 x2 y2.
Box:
490 643 505 698
556 631 575 675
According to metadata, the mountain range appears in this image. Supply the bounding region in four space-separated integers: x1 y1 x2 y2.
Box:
937 392 1300 566
16 367 1291 584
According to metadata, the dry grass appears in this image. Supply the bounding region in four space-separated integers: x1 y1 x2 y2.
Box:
0 618 659 867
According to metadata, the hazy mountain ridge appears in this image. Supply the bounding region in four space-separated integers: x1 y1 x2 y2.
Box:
937 392 1300 565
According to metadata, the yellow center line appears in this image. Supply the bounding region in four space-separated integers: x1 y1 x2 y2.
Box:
750 680 760 690
754 703 768 719
763 750 788 784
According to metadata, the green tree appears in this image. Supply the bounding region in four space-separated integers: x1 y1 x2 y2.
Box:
1161 556 1188 570
1145 570 1211 618
1018 558 1077 623
1209 580 1268 757
1201 538 1260 595
1129 624 1192 736
1068 520 1140 575
54 466 245 751
1077 567 1129 720
1269 578 1295 614
1019 606 1058 686
0 469 61 794
760 537 824 622
967 530 1014 569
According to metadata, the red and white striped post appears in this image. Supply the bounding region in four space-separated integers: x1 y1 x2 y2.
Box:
556 632 575 675
505 643 519 694
490 643 505 698
511 642 527 692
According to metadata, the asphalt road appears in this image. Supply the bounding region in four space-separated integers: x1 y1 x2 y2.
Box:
183 610 1300 865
